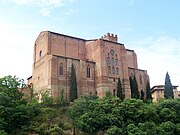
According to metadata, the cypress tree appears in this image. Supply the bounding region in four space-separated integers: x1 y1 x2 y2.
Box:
146 81 152 101
140 90 144 101
164 72 174 99
129 76 135 98
133 75 140 99
129 75 139 99
69 63 78 102
117 77 123 100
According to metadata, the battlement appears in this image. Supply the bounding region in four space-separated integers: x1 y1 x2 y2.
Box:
101 33 118 42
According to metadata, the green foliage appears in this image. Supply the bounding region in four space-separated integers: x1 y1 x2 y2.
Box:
69 63 78 102
0 75 41 134
55 88 68 106
24 107 72 135
69 96 180 135
146 81 152 101
117 77 123 100
105 126 122 135
41 89 54 105
130 75 139 99
164 72 174 99
159 121 175 135
0 75 24 102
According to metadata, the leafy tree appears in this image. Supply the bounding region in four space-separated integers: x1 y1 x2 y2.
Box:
105 126 122 135
0 75 41 134
164 72 174 99
69 95 180 135
41 89 53 105
146 81 152 101
117 77 123 100
0 75 24 102
69 63 78 102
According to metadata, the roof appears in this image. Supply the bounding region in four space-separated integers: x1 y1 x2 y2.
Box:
49 31 86 41
27 76 32 80
151 85 179 93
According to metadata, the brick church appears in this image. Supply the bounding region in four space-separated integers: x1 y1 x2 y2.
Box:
28 31 149 100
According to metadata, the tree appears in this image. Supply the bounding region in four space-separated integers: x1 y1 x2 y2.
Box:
0 75 24 101
133 76 139 99
0 76 41 134
69 63 78 102
129 76 135 98
117 77 123 100
129 75 139 99
140 90 144 101
164 72 174 99
146 81 152 101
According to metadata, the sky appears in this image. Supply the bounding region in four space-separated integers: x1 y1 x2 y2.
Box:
0 0 179 90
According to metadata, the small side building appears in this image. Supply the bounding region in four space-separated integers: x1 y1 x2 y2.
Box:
151 85 179 102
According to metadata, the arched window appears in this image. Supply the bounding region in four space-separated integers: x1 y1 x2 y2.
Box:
59 63 63 75
112 57 114 65
112 66 115 75
108 66 111 74
39 50 42 59
139 75 142 85
116 67 119 75
107 57 110 65
115 54 118 66
113 89 116 96
87 65 90 78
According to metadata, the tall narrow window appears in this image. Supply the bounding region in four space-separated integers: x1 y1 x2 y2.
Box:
87 66 90 78
39 50 42 59
59 63 63 75
115 54 118 66
112 57 114 65
108 66 111 74
107 57 110 65
112 66 115 75
139 75 142 85
116 67 119 75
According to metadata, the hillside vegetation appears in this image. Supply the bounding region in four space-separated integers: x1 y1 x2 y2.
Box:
0 76 180 135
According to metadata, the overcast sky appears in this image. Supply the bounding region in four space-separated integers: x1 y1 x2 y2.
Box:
0 0 179 90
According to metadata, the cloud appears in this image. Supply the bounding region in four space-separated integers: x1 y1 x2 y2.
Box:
0 0 76 16
130 35 180 90
64 8 78 16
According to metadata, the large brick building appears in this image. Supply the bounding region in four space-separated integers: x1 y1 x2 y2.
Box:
28 31 149 100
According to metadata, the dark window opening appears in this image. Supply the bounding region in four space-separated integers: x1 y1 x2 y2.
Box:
113 78 116 82
116 67 119 75
140 75 142 85
87 66 90 78
60 63 63 75
39 51 42 59
112 66 115 75
113 89 116 96
108 66 111 74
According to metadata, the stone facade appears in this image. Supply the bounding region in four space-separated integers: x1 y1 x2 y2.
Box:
28 31 149 100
